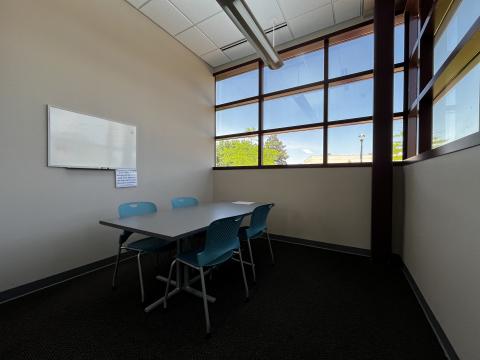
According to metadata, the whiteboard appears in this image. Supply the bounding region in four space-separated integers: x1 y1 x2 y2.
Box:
48 106 136 169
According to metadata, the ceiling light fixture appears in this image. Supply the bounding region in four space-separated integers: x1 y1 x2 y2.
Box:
216 0 283 69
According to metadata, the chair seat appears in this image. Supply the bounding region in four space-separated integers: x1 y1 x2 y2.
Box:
124 237 172 253
178 249 235 268
239 226 264 241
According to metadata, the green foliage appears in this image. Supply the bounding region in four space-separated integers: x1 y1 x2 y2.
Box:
216 134 288 166
393 131 403 161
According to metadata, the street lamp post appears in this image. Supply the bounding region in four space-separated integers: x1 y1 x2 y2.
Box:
358 133 366 162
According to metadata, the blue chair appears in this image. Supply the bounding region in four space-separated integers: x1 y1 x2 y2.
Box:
112 202 172 303
171 197 199 209
164 215 249 334
238 204 275 282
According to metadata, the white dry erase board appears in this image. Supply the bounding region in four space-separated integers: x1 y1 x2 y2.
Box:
48 106 136 169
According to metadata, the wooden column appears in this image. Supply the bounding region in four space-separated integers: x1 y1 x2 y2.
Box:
371 0 395 261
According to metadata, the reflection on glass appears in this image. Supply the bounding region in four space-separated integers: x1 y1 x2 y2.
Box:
393 119 403 161
264 89 323 129
394 71 404 113
216 136 258 167
394 23 405 64
216 103 258 136
264 49 324 93
263 129 324 165
329 34 373 78
328 122 373 163
216 69 258 105
434 0 479 73
329 78 373 121
432 63 480 148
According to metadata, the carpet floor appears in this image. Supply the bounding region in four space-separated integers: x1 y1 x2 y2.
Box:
0 240 445 359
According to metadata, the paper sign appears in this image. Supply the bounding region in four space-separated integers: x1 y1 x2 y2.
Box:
115 169 138 188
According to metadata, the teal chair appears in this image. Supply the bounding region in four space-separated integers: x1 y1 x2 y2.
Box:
112 202 172 303
171 197 199 209
163 215 249 335
238 204 275 282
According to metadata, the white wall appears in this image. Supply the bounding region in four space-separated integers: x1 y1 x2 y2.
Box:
213 168 372 249
403 146 480 359
0 0 214 292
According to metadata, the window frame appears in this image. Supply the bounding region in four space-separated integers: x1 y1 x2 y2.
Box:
213 17 406 169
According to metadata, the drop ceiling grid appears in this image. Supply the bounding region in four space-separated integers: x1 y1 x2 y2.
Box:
126 0 365 68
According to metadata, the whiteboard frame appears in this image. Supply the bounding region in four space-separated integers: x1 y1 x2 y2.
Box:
47 105 137 170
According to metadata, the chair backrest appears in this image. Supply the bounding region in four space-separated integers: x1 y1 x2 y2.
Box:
248 204 274 238
171 197 199 209
197 215 244 266
118 202 157 219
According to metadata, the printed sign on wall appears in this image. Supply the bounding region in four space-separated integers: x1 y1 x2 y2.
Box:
115 169 138 188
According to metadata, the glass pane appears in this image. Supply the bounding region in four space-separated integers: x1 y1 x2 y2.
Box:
263 129 324 165
329 78 373 121
329 34 374 78
393 119 403 161
216 103 258 136
434 0 479 73
394 23 405 64
215 136 258 167
394 71 404 113
264 89 323 130
432 63 480 148
216 69 258 104
328 122 373 163
264 49 324 93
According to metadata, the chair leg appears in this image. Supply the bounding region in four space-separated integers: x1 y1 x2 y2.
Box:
238 249 250 300
137 253 145 303
112 244 122 289
199 267 211 334
164 259 177 309
266 231 275 264
245 239 256 282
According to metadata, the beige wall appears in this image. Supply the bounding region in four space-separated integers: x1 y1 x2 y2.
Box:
213 168 372 249
0 0 214 292
403 146 480 359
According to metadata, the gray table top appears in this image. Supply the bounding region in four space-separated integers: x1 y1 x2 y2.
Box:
99 202 270 241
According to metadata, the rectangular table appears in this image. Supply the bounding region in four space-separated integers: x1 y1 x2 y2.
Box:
99 201 267 312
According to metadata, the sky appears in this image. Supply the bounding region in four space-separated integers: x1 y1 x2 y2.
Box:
215 24 407 163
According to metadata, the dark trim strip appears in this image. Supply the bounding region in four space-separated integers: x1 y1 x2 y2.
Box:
269 233 371 257
401 260 460 360
0 252 136 304
213 163 373 170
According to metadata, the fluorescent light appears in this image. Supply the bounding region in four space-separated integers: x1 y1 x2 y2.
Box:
216 0 283 69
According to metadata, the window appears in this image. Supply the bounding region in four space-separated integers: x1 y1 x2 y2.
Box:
215 103 258 136
264 88 323 129
394 23 405 64
434 0 479 73
328 122 373 163
214 17 405 168
329 33 373 78
432 62 480 148
264 45 324 93
329 78 373 121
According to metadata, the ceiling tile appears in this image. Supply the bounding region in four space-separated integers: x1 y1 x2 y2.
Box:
244 0 285 30
169 0 222 24
276 0 331 20
333 0 361 24
141 0 192 35
288 3 334 38
126 0 148 8
176 27 217 56
197 12 244 48
267 25 293 46
201 49 231 67
223 41 256 61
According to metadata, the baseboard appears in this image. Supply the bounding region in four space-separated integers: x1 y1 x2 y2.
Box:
269 233 371 257
0 252 136 305
401 262 459 360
